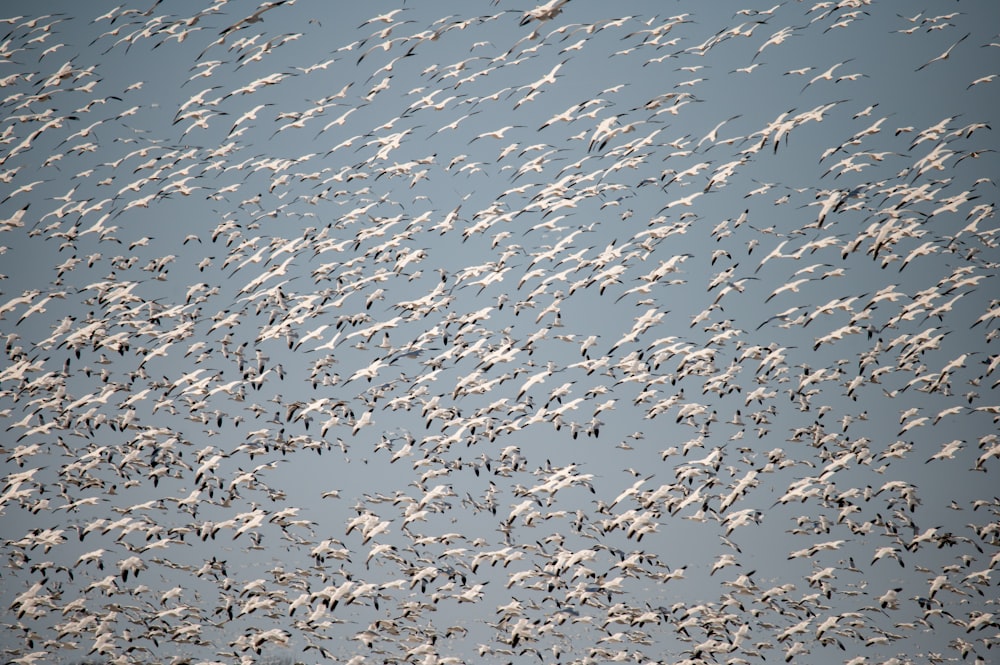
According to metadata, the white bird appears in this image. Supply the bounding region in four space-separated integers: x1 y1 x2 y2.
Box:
916 32 970 71
469 125 524 143
520 0 572 26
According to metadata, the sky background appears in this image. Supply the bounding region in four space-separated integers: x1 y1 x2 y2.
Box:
1 1 999 664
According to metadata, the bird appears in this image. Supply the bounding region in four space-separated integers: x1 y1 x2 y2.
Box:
519 0 572 26
469 125 524 143
916 32 970 71
218 0 293 39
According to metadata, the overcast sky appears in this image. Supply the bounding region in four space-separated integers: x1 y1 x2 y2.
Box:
1 1 999 664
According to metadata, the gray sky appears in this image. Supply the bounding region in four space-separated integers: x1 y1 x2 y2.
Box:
1 1 999 664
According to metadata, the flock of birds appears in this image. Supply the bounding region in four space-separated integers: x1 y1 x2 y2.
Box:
1 1 999 664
